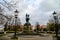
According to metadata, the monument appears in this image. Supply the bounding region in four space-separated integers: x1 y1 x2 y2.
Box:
23 14 31 34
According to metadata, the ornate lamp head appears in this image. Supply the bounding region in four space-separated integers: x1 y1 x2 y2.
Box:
53 11 57 20
14 9 19 16
53 11 56 16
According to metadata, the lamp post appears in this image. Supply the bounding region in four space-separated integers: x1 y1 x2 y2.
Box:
14 9 19 37
53 11 58 38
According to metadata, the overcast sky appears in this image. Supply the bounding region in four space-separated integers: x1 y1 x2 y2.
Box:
0 0 60 25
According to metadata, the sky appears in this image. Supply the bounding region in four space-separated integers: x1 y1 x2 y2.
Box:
0 0 60 25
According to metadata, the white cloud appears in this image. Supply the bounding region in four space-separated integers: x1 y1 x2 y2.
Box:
1 0 60 25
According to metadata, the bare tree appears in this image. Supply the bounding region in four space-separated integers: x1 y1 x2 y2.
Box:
0 0 19 11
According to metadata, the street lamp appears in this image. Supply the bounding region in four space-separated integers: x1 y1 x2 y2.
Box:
53 11 58 38
14 9 19 37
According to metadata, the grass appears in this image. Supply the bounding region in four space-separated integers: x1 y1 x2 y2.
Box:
50 34 56 36
6 31 20 33
0 34 6 36
11 36 18 40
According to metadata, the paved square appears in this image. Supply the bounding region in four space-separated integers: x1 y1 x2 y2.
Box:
18 35 53 40
0 33 53 40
